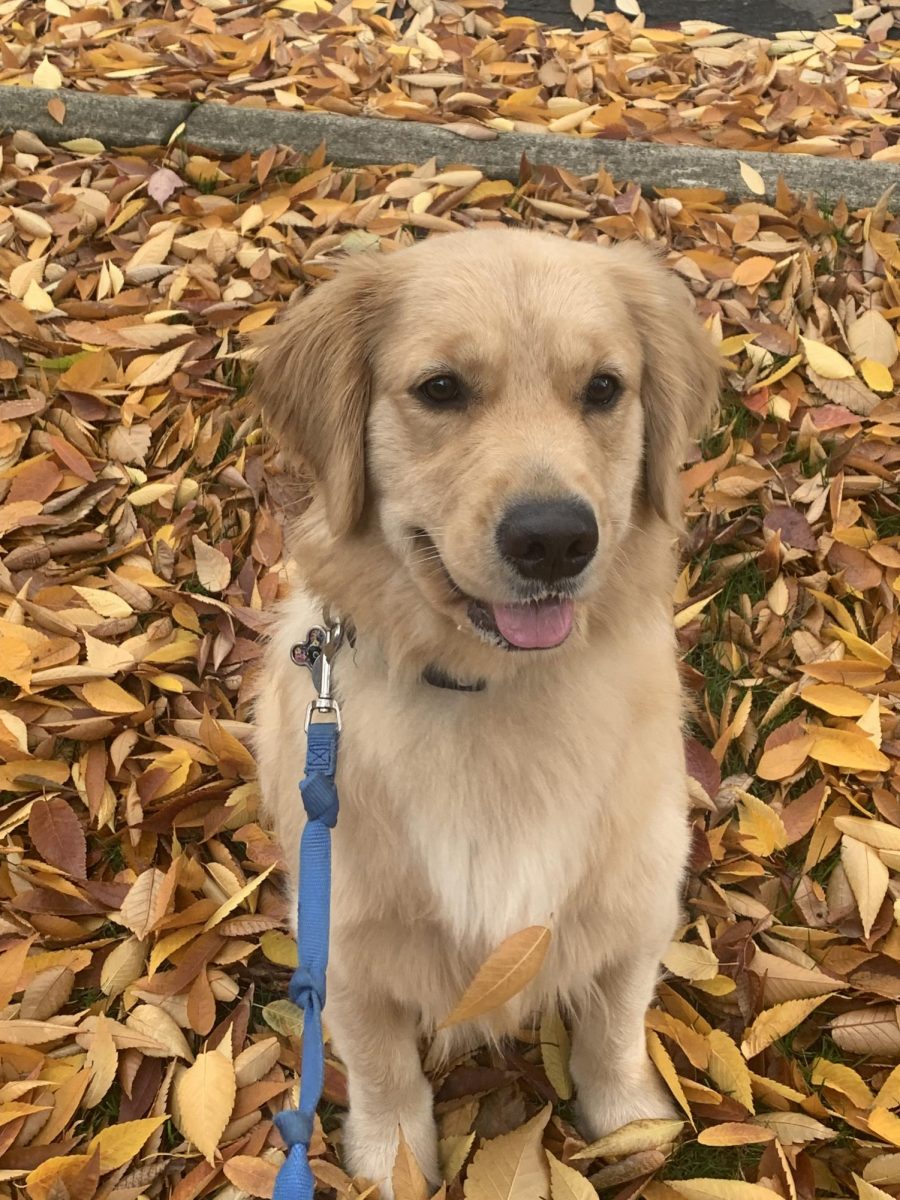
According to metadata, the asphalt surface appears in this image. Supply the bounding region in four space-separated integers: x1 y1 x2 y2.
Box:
506 0 846 36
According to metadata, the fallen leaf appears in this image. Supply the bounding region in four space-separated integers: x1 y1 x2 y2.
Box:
738 160 766 195
439 927 550 1028
172 1049 236 1164
463 1107 550 1200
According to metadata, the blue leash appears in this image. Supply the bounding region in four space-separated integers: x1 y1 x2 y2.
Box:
274 622 344 1200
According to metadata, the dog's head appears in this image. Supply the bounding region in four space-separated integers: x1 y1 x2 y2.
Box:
253 230 719 667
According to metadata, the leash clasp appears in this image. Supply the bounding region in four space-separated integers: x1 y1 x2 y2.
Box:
297 616 344 732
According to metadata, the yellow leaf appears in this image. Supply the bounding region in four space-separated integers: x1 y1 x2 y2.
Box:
128 343 190 388
756 732 813 781
238 305 279 334
203 863 275 930
811 1058 874 1108
752 1111 836 1144
546 1153 595 1200
808 727 889 773
83 1014 118 1108
393 1129 430 1200
707 1030 754 1113
647 1031 692 1123
192 536 232 594
439 926 550 1028
697 1123 773 1146
82 678 144 715
749 949 841 1004
670 1182 783 1200
847 310 898 367
741 997 825 1059
673 591 721 630
223 1157 279 1198
738 160 766 195
854 1174 894 1200
719 334 756 356
60 138 105 154
73 586 133 618
861 359 894 393
825 626 892 667
466 180 516 205
662 941 719 981
172 1050 236 1164
842 835 889 939
801 336 855 379
737 794 787 856
26 1157 94 1200
23 279 54 313
125 1004 193 1061
127 481 177 507
540 1004 572 1100
440 1134 475 1182
33 57 63 89
858 697 883 748
570 1118 684 1160
462 1106 549 1200
0 630 32 688
874 1064 900 1110
870 1107 900 1148
87 1116 166 1172
260 930 298 967
118 868 168 940
100 936 146 999
732 256 775 287
802 683 870 717
748 353 802 391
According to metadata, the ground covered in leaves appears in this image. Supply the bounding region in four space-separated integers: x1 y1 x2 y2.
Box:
1 0 899 161
0 117 900 1200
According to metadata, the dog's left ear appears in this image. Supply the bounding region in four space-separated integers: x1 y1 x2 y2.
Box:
607 242 721 525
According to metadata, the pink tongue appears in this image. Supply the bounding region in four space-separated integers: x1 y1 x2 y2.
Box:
492 598 574 649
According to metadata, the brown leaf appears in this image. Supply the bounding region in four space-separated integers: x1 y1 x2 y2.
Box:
28 798 86 878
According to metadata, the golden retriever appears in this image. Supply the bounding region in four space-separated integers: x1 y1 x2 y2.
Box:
253 227 719 1195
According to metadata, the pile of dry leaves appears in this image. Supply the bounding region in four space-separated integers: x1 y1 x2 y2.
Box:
1 0 899 161
0 119 899 1200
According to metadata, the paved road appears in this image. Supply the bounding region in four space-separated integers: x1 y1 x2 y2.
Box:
504 0 839 36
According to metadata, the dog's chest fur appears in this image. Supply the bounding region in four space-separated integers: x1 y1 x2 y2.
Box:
334 631 685 961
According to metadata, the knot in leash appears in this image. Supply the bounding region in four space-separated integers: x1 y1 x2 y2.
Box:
300 771 339 828
274 1108 315 1149
288 963 325 1011
274 621 343 1200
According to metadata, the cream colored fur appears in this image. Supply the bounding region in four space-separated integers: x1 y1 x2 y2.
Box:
253 228 720 1196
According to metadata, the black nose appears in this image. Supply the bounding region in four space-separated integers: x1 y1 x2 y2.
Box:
497 498 599 584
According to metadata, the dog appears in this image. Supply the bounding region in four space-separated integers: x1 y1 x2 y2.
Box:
253 227 720 1195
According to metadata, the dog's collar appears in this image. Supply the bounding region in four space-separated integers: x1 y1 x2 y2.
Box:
292 621 486 695
421 664 487 693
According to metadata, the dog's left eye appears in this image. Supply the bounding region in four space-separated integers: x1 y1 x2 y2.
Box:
417 374 464 408
584 373 622 410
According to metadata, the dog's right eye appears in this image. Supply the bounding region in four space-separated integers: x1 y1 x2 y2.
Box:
416 374 464 408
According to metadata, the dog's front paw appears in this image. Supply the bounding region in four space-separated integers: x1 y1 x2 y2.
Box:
576 1066 677 1142
343 1091 440 1200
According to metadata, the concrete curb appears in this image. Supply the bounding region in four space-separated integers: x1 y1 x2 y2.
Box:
1 86 896 209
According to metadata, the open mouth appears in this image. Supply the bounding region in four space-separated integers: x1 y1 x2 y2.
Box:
410 529 575 652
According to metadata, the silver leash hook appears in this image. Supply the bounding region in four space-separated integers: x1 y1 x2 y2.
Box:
296 615 344 731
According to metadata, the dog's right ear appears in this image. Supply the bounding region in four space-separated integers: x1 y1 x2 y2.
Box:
251 257 384 537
